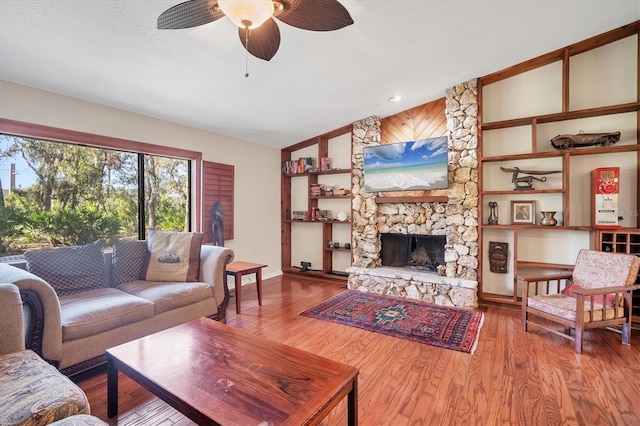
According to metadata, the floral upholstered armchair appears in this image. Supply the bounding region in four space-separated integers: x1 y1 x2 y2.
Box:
0 283 107 425
521 249 640 354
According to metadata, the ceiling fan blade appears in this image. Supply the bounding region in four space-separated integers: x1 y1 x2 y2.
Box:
157 0 224 29
275 0 354 31
239 18 280 61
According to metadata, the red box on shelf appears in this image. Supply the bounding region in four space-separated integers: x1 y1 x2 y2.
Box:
591 167 621 229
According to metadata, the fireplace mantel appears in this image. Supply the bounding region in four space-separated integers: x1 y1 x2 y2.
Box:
375 196 448 203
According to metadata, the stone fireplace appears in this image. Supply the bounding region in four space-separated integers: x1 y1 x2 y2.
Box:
346 79 479 308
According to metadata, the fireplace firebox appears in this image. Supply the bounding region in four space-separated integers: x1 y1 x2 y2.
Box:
380 234 445 271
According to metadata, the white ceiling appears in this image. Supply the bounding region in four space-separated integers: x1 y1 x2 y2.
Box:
0 1 638 149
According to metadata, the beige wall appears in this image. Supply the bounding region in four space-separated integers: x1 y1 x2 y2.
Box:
0 80 283 287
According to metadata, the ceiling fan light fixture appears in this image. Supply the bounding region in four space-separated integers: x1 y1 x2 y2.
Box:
217 0 274 29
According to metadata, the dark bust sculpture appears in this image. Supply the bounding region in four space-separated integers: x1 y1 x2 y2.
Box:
212 201 224 246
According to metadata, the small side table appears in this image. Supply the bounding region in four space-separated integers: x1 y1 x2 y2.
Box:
226 261 267 314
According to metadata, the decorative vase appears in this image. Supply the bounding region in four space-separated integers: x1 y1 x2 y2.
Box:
540 211 558 226
488 201 498 225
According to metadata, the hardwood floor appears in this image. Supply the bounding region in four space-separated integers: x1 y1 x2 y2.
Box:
74 274 640 425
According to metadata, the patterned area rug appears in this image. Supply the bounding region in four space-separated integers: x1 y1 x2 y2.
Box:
300 291 485 354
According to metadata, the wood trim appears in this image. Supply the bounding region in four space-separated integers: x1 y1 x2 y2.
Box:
0 118 201 159
0 117 204 232
283 124 352 153
481 21 639 86
193 153 202 233
567 20 640 56
562 49 570 112
481 49 565 86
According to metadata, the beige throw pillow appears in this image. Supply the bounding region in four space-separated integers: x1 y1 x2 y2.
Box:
145 231 204 282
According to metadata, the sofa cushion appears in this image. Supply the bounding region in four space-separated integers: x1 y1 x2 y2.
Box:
572 249 640 289
145 231 204 282
0 349 90 425
59 288 154 341
111 239 147 286
116 280 214 315
527 293 623 322
24 240 109 297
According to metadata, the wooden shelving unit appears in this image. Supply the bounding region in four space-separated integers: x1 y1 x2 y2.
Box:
595 228 640 325
478 21 640 305
281 125 352 281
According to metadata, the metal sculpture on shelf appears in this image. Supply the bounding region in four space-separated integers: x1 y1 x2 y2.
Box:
551 131 620 151
500 166 561 190
487 201 499 225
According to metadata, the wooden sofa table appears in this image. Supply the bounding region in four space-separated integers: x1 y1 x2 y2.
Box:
107 317 359 425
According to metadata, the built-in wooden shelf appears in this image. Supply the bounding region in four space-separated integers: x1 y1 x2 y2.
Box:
477 22 639 308
375 196 448 204
481 189 565 196
482 143 640 163
480 102 640 131
480 224 594 231
283 168 351 177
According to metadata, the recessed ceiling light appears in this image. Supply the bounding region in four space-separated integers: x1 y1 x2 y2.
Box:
388 95 402 102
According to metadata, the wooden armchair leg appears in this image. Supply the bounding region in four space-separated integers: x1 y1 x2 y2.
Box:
622 323 630 346
575 324 584 354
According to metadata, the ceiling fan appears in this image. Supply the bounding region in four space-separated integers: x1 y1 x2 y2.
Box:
158 0 354 62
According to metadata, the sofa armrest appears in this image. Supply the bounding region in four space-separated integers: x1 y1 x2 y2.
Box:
0 283 25 355
199 245 234 320
0 264 63 364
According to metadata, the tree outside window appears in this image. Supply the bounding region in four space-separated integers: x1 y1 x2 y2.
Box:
0 135 190 255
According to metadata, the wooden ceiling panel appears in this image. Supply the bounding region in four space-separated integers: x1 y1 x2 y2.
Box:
381 98 446 143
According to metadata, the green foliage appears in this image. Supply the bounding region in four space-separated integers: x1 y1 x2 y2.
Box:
25 205 121 247
110 195 139 237
156 195 187 232
0 205 22 254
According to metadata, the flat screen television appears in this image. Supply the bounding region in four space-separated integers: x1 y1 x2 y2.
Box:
363 136 448 192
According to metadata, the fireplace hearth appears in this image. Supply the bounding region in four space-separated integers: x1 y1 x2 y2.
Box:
380 234 445 271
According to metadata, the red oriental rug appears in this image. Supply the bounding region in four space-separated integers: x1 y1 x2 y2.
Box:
300 290 484 354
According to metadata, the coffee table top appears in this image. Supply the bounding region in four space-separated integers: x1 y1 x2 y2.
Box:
107 317 358 425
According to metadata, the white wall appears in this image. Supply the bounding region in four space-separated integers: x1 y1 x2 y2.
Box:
0 80 283 287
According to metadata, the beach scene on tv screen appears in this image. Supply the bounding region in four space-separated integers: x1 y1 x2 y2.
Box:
364 137 448 192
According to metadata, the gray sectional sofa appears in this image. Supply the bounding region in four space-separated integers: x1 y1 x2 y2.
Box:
0 233 234 375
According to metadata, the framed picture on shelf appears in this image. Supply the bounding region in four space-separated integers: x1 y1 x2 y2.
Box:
511 200 535 224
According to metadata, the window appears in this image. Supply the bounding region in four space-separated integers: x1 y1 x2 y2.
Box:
0 120 201 256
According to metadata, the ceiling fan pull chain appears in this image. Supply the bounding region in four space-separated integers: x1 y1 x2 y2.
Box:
244 26 250 78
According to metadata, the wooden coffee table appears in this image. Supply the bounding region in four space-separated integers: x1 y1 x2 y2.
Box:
107 318 359 425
